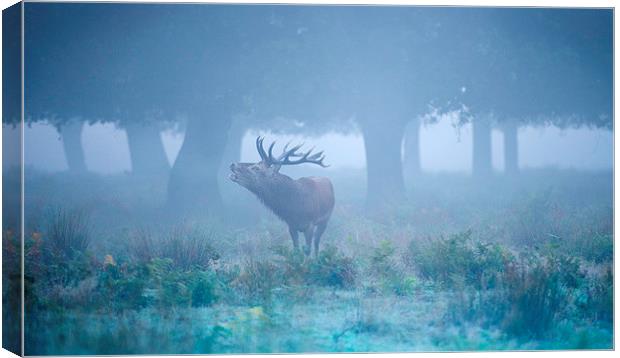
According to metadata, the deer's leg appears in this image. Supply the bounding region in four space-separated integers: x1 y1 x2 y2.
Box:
289 227 300 252
313 221 328 257
303 226 315 256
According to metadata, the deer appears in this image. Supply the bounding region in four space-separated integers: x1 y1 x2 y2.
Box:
229 137 335 257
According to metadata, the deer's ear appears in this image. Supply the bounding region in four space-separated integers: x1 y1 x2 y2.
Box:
272 164 282 173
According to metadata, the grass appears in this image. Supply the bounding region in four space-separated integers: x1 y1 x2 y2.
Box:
4 167 613 354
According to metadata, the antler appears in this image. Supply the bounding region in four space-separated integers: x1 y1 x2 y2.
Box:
256 136 268 161
255 136 329 168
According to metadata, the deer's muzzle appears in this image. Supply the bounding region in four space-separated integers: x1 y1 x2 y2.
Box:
229 163 241 182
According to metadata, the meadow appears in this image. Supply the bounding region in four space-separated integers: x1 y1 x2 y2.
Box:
3 167 613 354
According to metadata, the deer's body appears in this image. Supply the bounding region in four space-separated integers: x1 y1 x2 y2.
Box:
254 175 334 231
229 138 334 256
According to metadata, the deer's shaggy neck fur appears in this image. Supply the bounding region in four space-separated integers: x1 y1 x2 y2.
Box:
248 172 313 229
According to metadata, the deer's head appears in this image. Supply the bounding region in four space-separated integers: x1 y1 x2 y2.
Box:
229 137 328 192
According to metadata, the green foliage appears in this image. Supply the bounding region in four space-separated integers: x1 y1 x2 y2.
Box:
130 227 220 270
576 233 613 264
272 245 308 286
502 190 613 265
370 240 396 267
96 261 149 311
2 229 20 276
507 190 557 247
30 224 223 312
46 208 91 260
221 245 358 306
45 251 96 289
19 170 613 353
189 270 219 308
87 227 223 310
93 257 221 311
406 231 599 340
406 231 511 290
581 264 613 328
145 258 220 309
499 251 586 338
369 240 416 295
308 245 357 289
27 208 96 293
232 259 281 305
272 244 358 289
146 258 192 307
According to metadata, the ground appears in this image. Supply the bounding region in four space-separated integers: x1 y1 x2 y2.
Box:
2 167 613 354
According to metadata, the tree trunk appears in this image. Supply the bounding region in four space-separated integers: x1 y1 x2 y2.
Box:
403 117 421 180
472 116 492 177
166 114 230 216
219 118 245 175
125 122 170 176
503 121 519 174
361 119 407 212
218 118 245 195
218 118 250 220
58 121 87 173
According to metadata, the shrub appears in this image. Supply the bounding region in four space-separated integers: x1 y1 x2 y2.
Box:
271 244 357 289
368 240 415 295
232 259 281 305
95 259 149 311
188 270 219 307
406 231 511 290
499 251 585 338
506 191 557 247
2 229 20 275
34 233 221 312
308 245 357 288
46 207 91 259
28 208 96 290
4 230 43 309
407 232 471 286
581 264 613 328
576 233 613 264
129 226 220 270
370 239 396 269
43 250 96 289
163 227 220 270
271 244 308 286
146 258 190 308
43 278 98 310
93 255 221 311
409 231 593 339
127 229 158 264
470 240 513 290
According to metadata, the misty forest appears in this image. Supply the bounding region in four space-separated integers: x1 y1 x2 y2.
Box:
2 3 613 354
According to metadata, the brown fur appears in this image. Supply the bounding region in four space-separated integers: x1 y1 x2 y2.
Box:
230 162 335 256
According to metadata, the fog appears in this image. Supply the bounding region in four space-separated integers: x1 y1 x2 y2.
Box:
3 3 613 355
18 122 613 174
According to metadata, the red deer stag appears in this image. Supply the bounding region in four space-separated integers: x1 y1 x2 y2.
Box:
229 137 335 256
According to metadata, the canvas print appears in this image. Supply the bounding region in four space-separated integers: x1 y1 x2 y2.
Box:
2 1 614 355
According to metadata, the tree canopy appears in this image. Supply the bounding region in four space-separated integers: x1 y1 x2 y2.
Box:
452 8 612 129
20 4 613 211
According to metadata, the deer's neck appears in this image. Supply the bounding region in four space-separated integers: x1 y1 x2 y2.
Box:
250 174 302 224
